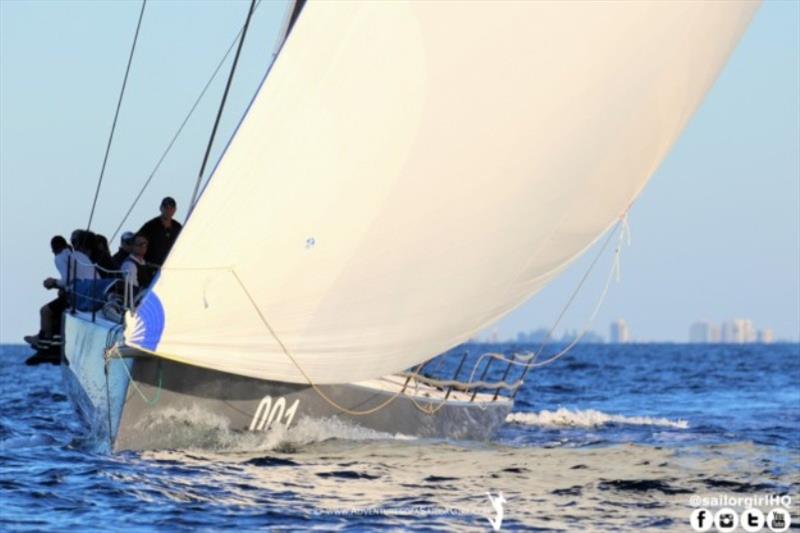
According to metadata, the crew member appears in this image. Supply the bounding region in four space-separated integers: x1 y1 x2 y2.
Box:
137 196 182 267
121 234 149 301
24 234 94 358
112 231 135 269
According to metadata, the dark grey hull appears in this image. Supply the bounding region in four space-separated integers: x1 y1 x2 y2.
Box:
62 314 512 452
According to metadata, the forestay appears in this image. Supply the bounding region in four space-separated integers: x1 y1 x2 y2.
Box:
125 1 759 383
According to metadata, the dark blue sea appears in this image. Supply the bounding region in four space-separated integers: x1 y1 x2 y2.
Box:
1 343 798 531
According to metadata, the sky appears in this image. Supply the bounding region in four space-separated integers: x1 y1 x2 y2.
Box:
1 0 798 344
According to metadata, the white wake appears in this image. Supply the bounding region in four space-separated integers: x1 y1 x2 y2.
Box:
134 406 414 452
506 408 689 429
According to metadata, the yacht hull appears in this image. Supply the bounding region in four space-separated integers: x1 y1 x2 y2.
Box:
62 313 512 452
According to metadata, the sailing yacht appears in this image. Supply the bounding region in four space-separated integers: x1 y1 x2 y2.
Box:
62 1 758 451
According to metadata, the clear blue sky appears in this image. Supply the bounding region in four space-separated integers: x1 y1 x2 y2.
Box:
1 1 798 343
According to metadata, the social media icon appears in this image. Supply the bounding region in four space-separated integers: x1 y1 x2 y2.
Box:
690 508 713 532
741 508 765 533
767 508 791 532
715 507 738 532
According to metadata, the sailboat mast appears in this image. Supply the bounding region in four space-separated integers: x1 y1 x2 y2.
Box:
286 0 306 36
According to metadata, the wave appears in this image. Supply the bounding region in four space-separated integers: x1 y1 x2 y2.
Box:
133 406 415 452
506 408 689 429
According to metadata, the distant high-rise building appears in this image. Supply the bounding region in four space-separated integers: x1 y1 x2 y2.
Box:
739 319 756 343
757 328 774 344
610 319 630 344
690 321 712 343
721 319 755 343
709 324 721 343
721 321 736 343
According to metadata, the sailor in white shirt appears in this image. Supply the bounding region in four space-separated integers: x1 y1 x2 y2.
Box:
121 235 148 302
44 244 94 290
52 245 71 287
25 234 97 354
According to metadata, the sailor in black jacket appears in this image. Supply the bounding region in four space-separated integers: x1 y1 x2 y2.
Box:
137 196 183 267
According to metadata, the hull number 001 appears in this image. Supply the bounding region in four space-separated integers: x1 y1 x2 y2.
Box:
249 395 300 431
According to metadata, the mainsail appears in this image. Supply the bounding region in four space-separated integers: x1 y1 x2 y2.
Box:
125 1 759 384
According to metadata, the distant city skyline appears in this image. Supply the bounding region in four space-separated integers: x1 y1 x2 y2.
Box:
477 318 785 345
690 319 774 344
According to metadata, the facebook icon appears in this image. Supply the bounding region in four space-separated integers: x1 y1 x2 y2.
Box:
690 508 712 532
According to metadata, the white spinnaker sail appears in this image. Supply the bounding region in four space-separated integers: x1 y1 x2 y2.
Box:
125 1 758 383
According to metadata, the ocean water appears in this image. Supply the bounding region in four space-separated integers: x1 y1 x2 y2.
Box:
1 343 798 531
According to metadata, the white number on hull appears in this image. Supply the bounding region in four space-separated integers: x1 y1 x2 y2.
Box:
249 395 300 431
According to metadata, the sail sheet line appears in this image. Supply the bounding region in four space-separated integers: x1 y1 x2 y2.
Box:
460 216 629 396
228 269 447 416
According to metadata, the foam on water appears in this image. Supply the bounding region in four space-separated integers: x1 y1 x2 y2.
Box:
506 407 689 429
133 405 416 453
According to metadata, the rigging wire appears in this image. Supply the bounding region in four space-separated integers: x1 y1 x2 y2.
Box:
187 0 257 216
186 0 306 222
87 0 147 231
109 0 266 243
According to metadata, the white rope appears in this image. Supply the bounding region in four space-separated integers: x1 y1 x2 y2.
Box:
519 227 623 369
466 212 631 382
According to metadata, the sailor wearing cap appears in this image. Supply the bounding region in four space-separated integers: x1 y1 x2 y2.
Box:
112 231 136 270
137 196 183 267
